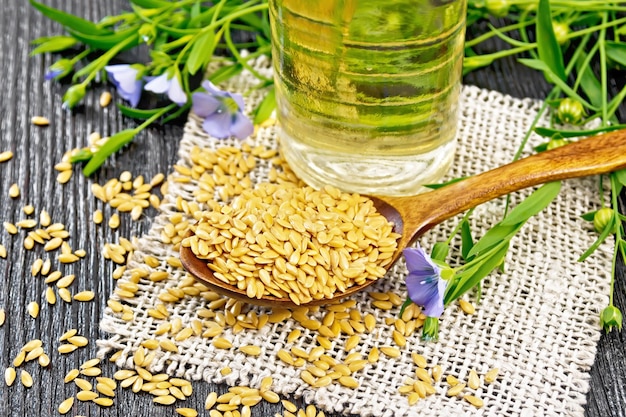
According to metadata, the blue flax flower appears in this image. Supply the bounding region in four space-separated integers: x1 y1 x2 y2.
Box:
105 64 145 108
192 81 253 140
45 59 73 80
403 245 447 317
144 71 187 106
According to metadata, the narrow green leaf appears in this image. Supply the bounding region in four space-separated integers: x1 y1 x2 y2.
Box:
185 30 218 75
129 0 171 8
460 219 474 260
534 124 626 138
575 53 604 109
83 129 137 176
118 104 165 120
605 41 626 68
68 26 139 51
535 0 566 81
30 36 78 55
499 182 561 226
30 0 111 36
208 63 243 84
578 215 615 262
466 223 520 258
445 242 510 303
519 59 597 110
253 86 276 124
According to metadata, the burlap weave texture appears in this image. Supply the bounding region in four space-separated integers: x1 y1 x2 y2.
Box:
98 56 611 417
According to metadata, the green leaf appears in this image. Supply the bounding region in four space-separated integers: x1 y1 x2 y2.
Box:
580 210 597 222
431 242 449 262
575 53 604 109
185 30 219 75
129 0 171 8
535 0 566 82
460 219 474 260
605 41 626 68
253 86 276 125
68 26 139 51
499 182 561 226
614 169 626 187
518 59 597 110
534 124 626 138
83 129 138 176
30 36 78 55
578 215 615 262
445 242 510 303
208 63 243 84
466 223 519 259
118 104 166 120
30 0 111 36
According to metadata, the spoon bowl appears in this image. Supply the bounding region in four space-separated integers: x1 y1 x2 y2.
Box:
181 128 626 308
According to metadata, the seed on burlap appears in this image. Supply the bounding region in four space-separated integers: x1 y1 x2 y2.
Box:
446 383 466 397
484 367 499 384
459 299 475 315
468 369 480 390
464 394 484 408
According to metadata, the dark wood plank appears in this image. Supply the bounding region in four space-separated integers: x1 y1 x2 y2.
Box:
0 1 623 417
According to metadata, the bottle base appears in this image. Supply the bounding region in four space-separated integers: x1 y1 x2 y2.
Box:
280 132 457 197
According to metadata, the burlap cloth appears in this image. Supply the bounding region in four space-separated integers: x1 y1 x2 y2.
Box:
97 56 612 417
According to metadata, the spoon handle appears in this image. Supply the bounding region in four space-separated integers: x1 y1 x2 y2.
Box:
392 128 626 249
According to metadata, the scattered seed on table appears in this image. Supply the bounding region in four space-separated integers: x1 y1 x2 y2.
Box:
74 291 95 302
153 395 176 405
38 353 50 367
58 344 78 354
0 309 4 326
205 391 217 409
100 91 112 107
93 210 103 224
64 369 80 383
31 116 50 126
58 397 74 414
27 301 39 318
3 222 17 234
57 170 73 184
5 367 16 386
76 390 99 401
0 151 13 162
0 244 6 259
9 184 20 198
108 213 120 229
20 370 33 387
68 335 89 347
93 397 114 407
176 408 198 417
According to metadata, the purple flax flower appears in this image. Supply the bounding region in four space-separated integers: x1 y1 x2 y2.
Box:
403 245 447 317
105 64 145 108
191 81 253 140
143 72 187 106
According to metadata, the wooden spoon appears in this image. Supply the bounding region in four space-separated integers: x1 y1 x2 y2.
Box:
180 129 626 307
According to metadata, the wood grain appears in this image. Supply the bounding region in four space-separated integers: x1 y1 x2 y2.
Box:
0 1 623 417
